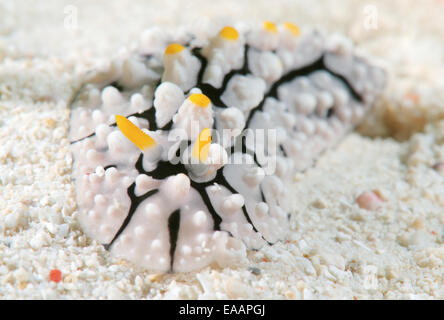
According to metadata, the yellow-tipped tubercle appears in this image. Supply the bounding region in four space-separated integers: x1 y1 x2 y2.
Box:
219 26 239 41
263 21 278 34
189 93 211 108
284 22 300 37
115 115 156 151
192 128 211 162
164 43 185 55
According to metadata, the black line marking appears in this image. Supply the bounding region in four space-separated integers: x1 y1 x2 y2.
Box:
190 180 222 231
279 145 287 157
193 45 250 108
168 209 181 272
104 186 159 251
109 81 125 92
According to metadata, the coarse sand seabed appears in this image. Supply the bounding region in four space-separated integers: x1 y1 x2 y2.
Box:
0 0 443 299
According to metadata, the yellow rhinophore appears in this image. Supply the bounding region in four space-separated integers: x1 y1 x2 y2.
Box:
192 128 212 162
284 22 300 37
219 26 239 41
189 93 211 108
164 43 185 55
115 115 156 151
263 21 278 34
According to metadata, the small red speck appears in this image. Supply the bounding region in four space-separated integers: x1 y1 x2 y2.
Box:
431 231 436 235
262 258 269 263
49 269 62 283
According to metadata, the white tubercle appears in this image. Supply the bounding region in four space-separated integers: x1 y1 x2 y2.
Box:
130 93 148 114
294 92 317 115
219 107 245 131
221 194 245 214
316 91 334 116
139 27 168 55
326 32 354 56
135 174 159 196
162 43 201 91
221 75 266 113
278 22 301 50
95 124 111 149
120 57 157 89
107 130 138 155
101 86 123 108
172 93 214 141
202 26 245 88
153 82 185 128
217 107 245 147
248 50 283 84
243 167 265 187
186 143 228 183
255 202 269 219
247 21 279 51
277 31 324 71
142 142 163 163
205 143 228 168
161 173 191 204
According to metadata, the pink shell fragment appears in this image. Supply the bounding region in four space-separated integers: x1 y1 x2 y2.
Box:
356 191 383 211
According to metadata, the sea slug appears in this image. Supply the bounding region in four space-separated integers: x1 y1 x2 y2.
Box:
69 22 386 272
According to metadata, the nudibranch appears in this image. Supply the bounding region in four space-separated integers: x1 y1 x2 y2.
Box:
69 22 386 272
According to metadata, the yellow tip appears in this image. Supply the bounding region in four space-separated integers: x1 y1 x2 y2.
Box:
192 128 211 162
115 115 156 151
263 21 278 34
189 93 211 108
284 22 300 37
219 26 239 41
164 43 185 55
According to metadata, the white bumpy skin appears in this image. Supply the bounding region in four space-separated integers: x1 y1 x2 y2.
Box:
69 21 385 273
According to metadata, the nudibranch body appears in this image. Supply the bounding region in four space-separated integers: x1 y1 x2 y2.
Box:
69 22 386 273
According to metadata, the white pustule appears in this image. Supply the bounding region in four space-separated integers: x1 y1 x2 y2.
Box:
217 107 245 148
162 43 201 91
134 174 160 197
242 166 265 188
278 22 301 50
221 75 266 113
139 27 168 55
248 50 283 84
172 93 214 141
247 21 279 51
255 202 269 219
184 128 228 183
205 143 228 173
130 93 149 114
161 173 191 205
102 86 124 108
119 56 158 89
221 194 245 215
201 26 245 88
153 82 185 128
325 33 354 56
